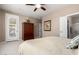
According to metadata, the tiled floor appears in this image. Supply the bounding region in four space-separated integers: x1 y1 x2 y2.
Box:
0 40 23 55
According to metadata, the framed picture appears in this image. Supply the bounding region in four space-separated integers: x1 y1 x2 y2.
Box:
44 20 51 31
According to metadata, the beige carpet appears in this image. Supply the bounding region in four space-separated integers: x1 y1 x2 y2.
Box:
0 40 22 55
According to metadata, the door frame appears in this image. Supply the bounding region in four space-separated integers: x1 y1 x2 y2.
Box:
60 12 79 38
5 13 19 41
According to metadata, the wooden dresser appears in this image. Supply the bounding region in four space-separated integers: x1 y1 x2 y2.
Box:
22 22 34 41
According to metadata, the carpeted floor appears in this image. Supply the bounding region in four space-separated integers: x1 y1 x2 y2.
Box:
0 40 23 55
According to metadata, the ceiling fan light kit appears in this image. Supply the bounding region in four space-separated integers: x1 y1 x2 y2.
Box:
35 4 41 8
26 4 46 12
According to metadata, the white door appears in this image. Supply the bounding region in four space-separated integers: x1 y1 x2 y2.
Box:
5 13 19 41
59 16 68 38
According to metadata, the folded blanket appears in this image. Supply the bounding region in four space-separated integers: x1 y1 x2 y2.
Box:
66 35 79 49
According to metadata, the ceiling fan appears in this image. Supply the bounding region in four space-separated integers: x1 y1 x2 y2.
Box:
26 4 46 12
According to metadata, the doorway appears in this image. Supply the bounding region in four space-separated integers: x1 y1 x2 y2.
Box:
5 13 19 41
60 12 79 39
67 15 79 39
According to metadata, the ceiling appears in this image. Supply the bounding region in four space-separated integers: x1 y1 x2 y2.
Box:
0 4 69 19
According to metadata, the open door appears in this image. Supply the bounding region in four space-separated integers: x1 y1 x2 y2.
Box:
59 16 68 38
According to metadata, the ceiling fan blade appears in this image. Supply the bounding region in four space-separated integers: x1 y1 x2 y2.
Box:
26 4 35 6
41 7 46 11
34 8 37 12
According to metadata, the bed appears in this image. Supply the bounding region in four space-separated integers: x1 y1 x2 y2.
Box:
18 36 78 55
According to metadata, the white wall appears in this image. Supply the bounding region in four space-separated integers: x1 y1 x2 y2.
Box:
42 5 79 37
42 15 59 37
0 9 40 41
19 16 39 39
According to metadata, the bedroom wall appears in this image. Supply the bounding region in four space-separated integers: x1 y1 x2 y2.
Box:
0 10 5 41
72 17 79 23
0 9 39 42
42 4 79 37
19 16 39 39
72 17 79 34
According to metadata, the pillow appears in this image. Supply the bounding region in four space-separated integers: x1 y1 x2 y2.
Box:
66 35 79 49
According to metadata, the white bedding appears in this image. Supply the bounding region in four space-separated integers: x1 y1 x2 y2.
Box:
18 37 78 55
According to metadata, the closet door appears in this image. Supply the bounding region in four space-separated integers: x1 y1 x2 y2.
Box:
5 13 19 41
